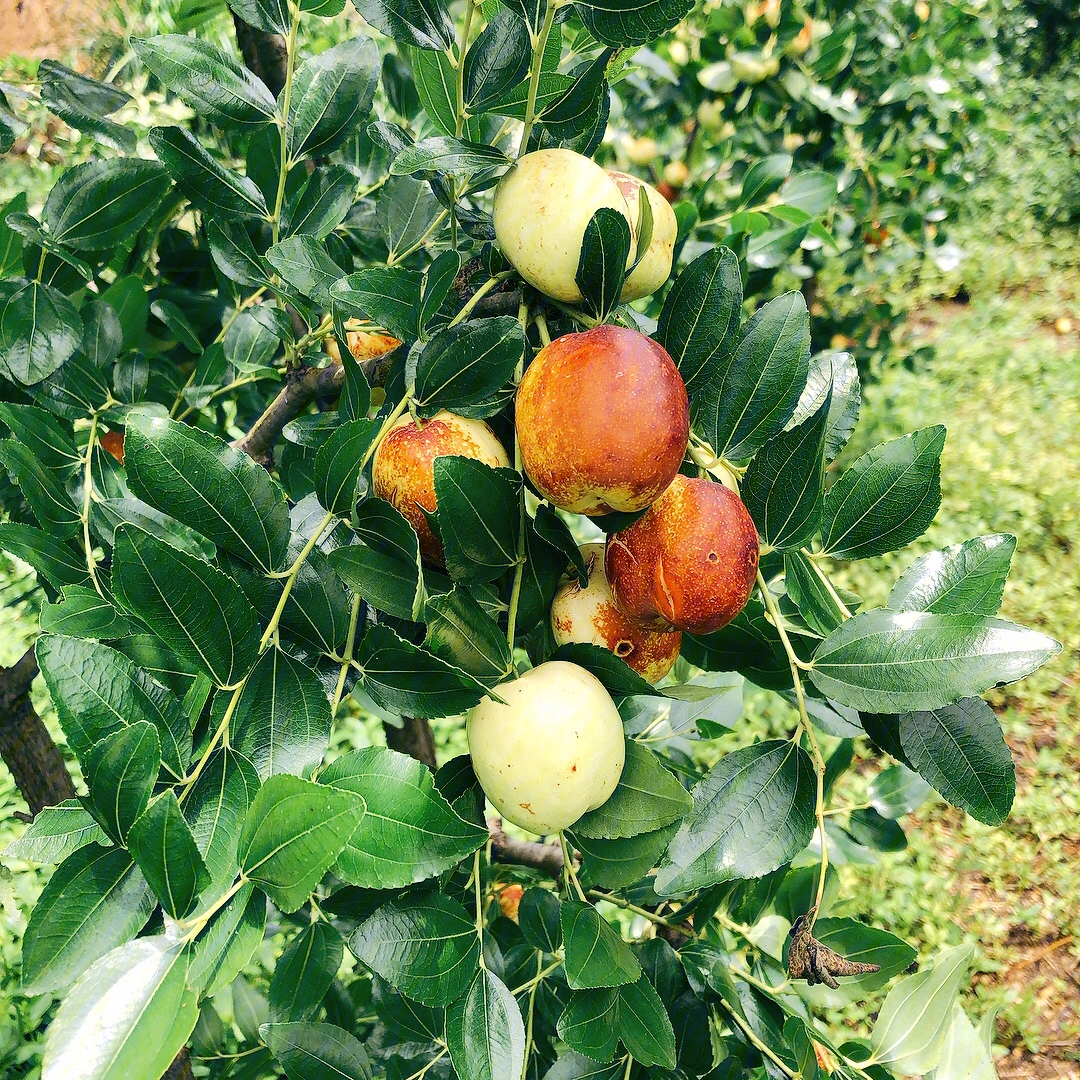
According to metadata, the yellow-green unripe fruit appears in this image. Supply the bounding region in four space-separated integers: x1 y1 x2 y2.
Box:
493 149 637 304
466 661 625 834
608 171 679 302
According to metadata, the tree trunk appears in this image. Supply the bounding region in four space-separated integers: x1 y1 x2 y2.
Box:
0 646 75 815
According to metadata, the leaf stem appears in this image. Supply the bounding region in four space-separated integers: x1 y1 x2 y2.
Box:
332 594 364 715
521 951 542 1080
271 3 302 246
447 271 514 329
723 1005 797 1078
80 413 104 597
519 1 559 155
454 0 477 139
558 832 587 902
387 208 450 266
801 547 853 619
179 873 248 942
509 956 563 996
757 568 829 926
177 678 246 802
259 510 335 651
586 890 685 932
474 847 487 969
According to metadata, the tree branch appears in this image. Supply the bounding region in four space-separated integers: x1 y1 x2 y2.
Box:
488 819 565 877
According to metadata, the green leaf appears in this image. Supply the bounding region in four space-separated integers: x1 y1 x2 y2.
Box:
228 0 290 34
207 220 271 287
350 893 480 1006
742 389 830 550
37 61 135 151
391 136 511 176
784 552 845 637
413 315 523 418
808 609 1061 713
543 1053 625 1080
0 438 80 536
312 418 378 516
616 973 676 1069
575 207 632 322
739 154 792 209
868 943 973 1074
3 801 108 864
411 48 484 139
820 427 946 559
40 939 198 1080
574 0 693 46
0 280 82 384
265 235 344 307
418 249 461 336
21 845 155 995
712 292 811 461
128 791 210 918
572 823 680 891
464 10 531 110
182 746 261 895
150 299 202 354
83 721 160 846
519 888 562 952
270 922 344 1023
124 414 291 573
561 899 641 990
238 773 365 912
112 525 260 687
287 37 380 158
682 596 791 692
189 882 267 996
262 1021 373 1080
36 632 185 776
434 457 520 584
787 350 860 463
898 697 1014 826
132 36 277 126
330 509 425 622
656 246 742 421
556 987 620 1062
379 174 444 258
888 534 1016 616
351 0 454 49
424 587 514 684
230 648 334 779
149 125 269 219
0 523 88 589
320 746 487 889
868 764 932 819
933 1004 998 1080
283 164 356 239
357 624 486 718
573 741 691 840
446 969 526 1080
330 268 423 342
550 642 662 699
654 740 816 896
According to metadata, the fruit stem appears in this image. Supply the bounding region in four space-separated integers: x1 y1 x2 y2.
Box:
534 311 552 347
519 1 560 155
756 568 829 928
271 2 302 247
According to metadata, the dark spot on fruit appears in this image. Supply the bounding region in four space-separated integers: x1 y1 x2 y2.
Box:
615 640 634 657
708 551 718 562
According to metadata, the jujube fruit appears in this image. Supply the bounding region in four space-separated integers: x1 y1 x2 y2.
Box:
551 543 681 684
607 170 679 301
605 474 760 635
467 661 625 834
515 326 690 515
372 410 510 567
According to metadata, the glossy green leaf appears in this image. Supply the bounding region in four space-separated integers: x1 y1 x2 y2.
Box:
868 764 933 819
808 609 1060 713
83 721 160 846
128 791 209 918
320 746 487 889
933 1004 998 1080
182 746 261 895
330 268 423 342
40 938 198 1080
712 291 811 461
228 0 290 34
330 522 425 624
464 10 531 111
682 596 792 691
742 389 830 550
206 219 271 287
355 624 486 719
21 845 155 995
391 135 511 176
575 207 632 322
446 968 526 1080
548 642 662 700
0 438 80 536
434 456 520 584
656 246 743 422
888 534 1016 616
542 1054 625 1080
287 37 380 158
784 551 846 637
572 823 680 891
124 414 290 572
351 0 454 49
312 418 378 516
868 943 973 1074
0 401 77 470
350 893 480 1006
788 349 860 463
411 48 485 139
0 523 88 589
519 887 562 953
573 741 691 840
112 525 260 688
556 987 620 1062
189 882 267 997
283 164 356 239
262 1021 373 1080
413 315 523 418
898 697 1014 825
270 922 344 1023
655 740 816 896
265 235 344 306
424 587 513 684
0 280 82 384
561 900 641 990
132 36 277 126
149 125 269 219
3 801 108 864
820 427 946 559
238 773 365 912
616 973 676 1069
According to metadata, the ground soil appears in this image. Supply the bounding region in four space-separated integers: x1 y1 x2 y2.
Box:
0 0 108 60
